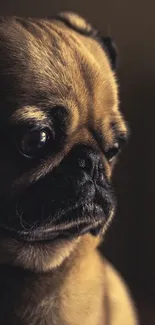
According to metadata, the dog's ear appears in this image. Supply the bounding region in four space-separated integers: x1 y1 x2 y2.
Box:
99 36 118 70
55 11 96 36
55 11 118 70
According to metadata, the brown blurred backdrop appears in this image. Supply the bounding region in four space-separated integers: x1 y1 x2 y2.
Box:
1 1 155 323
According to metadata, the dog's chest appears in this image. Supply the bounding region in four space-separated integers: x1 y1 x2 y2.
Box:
0 286 103 325
0 269 60 325
0 286 60 325
19 295 60 325
0 260 104 325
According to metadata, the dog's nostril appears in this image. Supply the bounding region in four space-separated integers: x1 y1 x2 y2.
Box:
75 146 104 179
78 155 101 178
78 156 95 175
85 157 94 174
78 158 86 169
98 162 103 171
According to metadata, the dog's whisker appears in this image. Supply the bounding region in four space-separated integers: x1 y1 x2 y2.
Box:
15 204 35 231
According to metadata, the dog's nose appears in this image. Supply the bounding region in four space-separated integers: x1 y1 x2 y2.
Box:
77 147 102 179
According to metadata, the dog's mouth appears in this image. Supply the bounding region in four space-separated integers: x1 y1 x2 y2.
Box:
0 197 114 243
0 179 115 243
3 219 103 243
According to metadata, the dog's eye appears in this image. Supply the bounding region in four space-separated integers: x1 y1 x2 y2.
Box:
105 134 127 163
105 142 120 162
18 129 49 158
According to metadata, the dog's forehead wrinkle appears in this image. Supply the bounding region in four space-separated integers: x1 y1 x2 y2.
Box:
12 106 47 123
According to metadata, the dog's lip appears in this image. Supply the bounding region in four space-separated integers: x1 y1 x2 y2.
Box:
0 195 113 243
0 219 104 243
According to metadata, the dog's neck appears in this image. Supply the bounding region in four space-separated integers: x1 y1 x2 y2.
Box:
0 234 105 325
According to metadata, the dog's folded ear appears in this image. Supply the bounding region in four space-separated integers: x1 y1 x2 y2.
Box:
55 11 118 70
55 11 96 36
99 36 118 70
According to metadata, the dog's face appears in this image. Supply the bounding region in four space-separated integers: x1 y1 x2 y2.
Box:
0 12 128 270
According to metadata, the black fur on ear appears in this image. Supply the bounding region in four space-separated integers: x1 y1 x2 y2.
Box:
54 12 118 70
99 36 118 70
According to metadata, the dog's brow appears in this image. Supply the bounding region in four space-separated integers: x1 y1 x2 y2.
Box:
12 106 47 123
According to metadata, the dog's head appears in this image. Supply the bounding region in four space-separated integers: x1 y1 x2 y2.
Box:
0 12 128 271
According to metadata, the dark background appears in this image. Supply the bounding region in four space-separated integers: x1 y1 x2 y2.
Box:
1 1 155 323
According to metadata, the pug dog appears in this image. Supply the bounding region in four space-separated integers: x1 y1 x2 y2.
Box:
0 11 138 325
